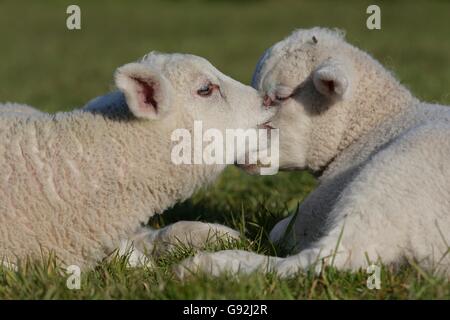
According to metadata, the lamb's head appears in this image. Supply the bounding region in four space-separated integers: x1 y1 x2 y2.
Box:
115 52 276 134
113 52 279 171
251 28 361 172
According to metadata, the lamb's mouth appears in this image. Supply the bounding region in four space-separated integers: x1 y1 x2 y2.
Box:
258 121 276 130
234 121 276 173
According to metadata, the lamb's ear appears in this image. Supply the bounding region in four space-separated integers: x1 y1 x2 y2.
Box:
114 63 172 120
312 61 349 99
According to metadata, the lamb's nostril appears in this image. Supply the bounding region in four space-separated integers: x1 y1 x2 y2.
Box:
263 94 273 107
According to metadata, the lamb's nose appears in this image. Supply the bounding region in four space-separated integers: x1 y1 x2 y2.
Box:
263 94 273 107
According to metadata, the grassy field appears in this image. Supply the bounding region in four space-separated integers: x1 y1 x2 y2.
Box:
0 0 449 299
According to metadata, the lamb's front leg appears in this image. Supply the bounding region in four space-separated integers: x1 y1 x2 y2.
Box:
120 221 241 267
173 248 327 278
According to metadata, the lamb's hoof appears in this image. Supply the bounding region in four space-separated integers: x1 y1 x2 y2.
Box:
172 252 215 280
117 240 155 269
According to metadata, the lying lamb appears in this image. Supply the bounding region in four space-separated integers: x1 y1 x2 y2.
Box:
175 28 450 278
0 52 276 269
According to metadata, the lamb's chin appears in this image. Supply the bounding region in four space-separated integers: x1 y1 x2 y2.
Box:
257 121 275 130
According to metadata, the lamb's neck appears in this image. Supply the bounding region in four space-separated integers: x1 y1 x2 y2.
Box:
339 52 418 152
320 76 417 180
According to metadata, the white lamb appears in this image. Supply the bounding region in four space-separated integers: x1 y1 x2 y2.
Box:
175 28 450 278
0 52 275 269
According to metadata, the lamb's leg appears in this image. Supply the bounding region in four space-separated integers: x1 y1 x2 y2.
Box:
120 221 241 267
173 223 352 278
173 247 328 279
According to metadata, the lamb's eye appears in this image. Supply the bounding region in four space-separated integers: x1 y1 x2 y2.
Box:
275 94 290 101
197 82 217 97
275 94 292 101
274 86 293 102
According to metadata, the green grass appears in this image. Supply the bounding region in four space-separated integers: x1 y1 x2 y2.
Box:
0 0 449 299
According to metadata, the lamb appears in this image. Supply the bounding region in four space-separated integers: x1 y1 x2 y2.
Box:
0 52 275 269
174 28 450 278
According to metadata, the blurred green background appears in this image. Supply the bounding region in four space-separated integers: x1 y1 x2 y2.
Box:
1 0 449 111
0 0 449 299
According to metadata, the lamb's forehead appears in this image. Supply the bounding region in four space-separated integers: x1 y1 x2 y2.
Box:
140 52 224 83
253 28 346 89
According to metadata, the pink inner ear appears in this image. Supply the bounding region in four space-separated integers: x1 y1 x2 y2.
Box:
133 78 158 113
